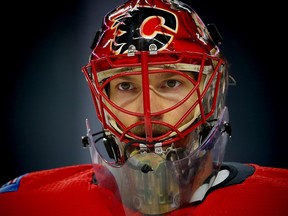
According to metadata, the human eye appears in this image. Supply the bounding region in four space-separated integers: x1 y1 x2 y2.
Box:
117 82 134 91
162 79 181 88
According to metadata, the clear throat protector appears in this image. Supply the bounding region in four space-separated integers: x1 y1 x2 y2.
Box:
83 106 230 215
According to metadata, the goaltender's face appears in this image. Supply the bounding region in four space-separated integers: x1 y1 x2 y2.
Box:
107 71 201 139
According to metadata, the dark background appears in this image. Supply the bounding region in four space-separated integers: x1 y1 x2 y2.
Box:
1 0 287 185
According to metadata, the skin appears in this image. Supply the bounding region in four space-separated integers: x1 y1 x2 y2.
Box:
108 71 200 138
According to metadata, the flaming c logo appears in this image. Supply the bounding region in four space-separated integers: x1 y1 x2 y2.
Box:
111 7 178 54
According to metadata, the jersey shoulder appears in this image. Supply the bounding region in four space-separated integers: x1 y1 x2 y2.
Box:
186 163 288 216
246 163 288 186
0 164 128 216
0 164 93 193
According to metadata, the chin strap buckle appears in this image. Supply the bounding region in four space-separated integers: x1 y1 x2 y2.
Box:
81 119 93 148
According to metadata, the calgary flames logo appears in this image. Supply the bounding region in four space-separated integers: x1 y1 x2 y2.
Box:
110 7 178 54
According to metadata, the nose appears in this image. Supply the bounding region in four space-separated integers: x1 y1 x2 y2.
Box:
132 87 164 115
148 87 165 114
132 85 172 118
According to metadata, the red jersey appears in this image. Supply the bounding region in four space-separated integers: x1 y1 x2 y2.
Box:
0 163 287 216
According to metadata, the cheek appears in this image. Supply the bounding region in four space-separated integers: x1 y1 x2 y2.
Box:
110 106 139 127
162 95 199 126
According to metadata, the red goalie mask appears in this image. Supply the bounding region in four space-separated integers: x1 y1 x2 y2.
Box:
82 0 231 214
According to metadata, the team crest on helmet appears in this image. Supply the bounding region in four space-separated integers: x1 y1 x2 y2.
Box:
110 7 178 54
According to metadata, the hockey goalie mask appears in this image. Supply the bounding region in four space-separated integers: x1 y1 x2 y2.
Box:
82 0 231 215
